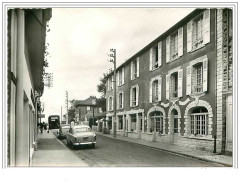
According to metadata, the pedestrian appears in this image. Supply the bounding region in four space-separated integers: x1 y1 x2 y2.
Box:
40 122 43 133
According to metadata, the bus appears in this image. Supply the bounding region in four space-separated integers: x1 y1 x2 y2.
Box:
48 115 60 129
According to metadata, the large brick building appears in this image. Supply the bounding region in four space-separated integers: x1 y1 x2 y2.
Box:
105 8 233 154
74 96 104 126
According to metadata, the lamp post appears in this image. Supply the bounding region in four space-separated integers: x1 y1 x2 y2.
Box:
109 48 117 138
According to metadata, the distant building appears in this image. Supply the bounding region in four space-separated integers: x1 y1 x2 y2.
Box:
105 8 233 154
74 96 105 127
7 9 52 166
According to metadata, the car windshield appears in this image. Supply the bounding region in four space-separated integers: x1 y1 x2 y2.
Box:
74 127 91 133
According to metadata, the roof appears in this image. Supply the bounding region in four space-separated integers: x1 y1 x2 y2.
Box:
75 96 97 107
106 8 204 78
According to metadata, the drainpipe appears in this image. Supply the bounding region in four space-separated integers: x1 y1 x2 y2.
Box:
214 9 217 153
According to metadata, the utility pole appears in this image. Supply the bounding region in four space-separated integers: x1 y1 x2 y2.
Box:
109 48 117 138
66 91 68 124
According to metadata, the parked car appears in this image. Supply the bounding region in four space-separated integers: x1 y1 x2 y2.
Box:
57 124 70 139
66 125 96 149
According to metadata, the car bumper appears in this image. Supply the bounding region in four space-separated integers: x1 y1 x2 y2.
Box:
73 141 96 146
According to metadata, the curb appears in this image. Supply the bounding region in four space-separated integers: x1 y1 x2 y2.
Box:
96 132 232 167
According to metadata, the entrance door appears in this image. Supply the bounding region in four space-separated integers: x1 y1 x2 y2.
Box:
226 95 233 151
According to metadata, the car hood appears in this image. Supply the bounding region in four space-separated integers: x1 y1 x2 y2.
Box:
74 132 95 137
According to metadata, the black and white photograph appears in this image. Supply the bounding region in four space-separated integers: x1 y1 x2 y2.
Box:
0 1 239 194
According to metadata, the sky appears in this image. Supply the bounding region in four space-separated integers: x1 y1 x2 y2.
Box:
41 7 195 120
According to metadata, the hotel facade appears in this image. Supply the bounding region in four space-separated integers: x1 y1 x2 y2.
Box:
105 8 233 154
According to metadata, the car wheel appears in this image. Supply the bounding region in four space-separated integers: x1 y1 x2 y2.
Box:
92 143 95 149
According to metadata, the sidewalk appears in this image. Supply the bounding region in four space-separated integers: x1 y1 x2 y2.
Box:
95 131 233 167
31 130 89 167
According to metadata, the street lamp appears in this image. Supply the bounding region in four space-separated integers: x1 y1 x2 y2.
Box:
108 48 117 138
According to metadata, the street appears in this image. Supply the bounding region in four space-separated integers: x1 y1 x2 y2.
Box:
51 129 222 167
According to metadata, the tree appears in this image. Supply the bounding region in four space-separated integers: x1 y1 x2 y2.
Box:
97 72 108 97
96 96 106 112
68 99 76 122
96 72 111 112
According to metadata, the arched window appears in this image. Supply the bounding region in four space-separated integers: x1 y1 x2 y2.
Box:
150 111 163 134
190 107 208 136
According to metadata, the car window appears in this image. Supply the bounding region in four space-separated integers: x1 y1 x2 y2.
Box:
74 127 91 133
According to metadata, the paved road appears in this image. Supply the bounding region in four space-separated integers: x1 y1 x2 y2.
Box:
51 129 222 167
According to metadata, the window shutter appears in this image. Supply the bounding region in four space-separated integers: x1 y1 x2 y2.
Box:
130 88 132 107
149 48 153 71
166 75 170 100
203 9 210 45
122 67 124 85
178 27 183 57
158 41 162 66
166 36 170 63
137 57 140 77
149 81 152 103
122 92 124 108
158 77 162 102
186 66 192 95
107 98 109 111
202 58 208 92
187 20 193 52
117 93 119 109
136 85 139 106
178 69 183 97
130 62 133 80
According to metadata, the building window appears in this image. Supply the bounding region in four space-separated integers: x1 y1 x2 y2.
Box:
130 85 139 107
150 42 162 71
153 45 159 69
170 32 178 60
118 115 123 130
152 80 159 103
130 114 137 131
166 27 183 63
99 107 102 113
190 107 208 136
108 76 113 91
119 92 123 109
119 69 122 85
150 76 162 103
170 72 178 98
109 97 113 111
132 59 137 80
150 111 163 134
193 15 204 50
186 56 208 95
87 106 90 111
132 87 137 106
187 9 210 53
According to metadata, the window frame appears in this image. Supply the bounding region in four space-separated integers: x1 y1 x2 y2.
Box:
192 14 204 50
190 112 208 136
132 87 137 107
